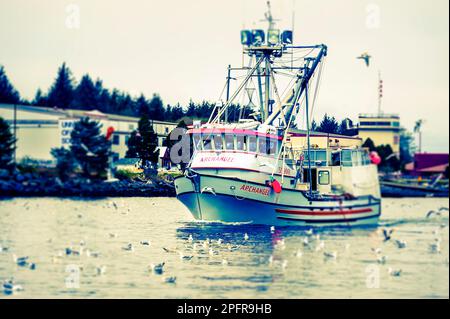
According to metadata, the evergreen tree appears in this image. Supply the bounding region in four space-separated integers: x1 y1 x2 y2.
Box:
148 94 165 120
47 63 75 108
50 147 76 181
71 74 98 110
70 117 111 179
317 114 339 134
137 115 159 168
311 119 318 132
33 88 47 106
170 103 185 121
125 130 141 158
0 117 16 170
0 66 21 104
362 138 376 152
136 94 149 117
399 129 414 167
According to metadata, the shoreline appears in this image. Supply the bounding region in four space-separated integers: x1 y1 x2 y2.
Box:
0 175 176 198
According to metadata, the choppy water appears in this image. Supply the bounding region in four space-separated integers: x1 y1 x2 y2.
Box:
0 197 448 299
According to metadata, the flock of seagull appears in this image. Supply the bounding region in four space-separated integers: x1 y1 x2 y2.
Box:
0 201 448 296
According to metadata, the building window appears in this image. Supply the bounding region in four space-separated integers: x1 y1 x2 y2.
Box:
165 127 169 134
125 135 130 145
112 152 119 162
318 171 330 185
394 135 400 145
129 124 135 130
112 135 120 145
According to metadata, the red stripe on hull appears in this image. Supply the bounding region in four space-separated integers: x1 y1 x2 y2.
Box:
275 208 373 216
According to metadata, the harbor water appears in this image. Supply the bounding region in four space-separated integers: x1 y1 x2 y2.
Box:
0 197 448 298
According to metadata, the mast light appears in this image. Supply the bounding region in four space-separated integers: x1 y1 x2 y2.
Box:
267 29 280 45
281 30 293 44
252 29 265 46
240 30 253 46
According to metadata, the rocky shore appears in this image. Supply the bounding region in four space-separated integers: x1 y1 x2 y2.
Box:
0 171 176 198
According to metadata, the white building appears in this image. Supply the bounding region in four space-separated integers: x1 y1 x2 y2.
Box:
0 103 177 164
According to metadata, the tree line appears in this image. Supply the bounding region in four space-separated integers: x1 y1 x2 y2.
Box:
0 64 221 122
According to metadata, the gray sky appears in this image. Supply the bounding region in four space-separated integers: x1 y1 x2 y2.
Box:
1 0 448 152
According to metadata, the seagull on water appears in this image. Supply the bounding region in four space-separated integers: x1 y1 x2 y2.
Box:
163 276 177 284
140 240 150 246
149 262 165 275
188 234 193 243
222 258 229 266
324 251 338 260
382 228 394 242
377 255 388 264
3 279 24 294
426 210 441 218
96 265 107 276
388 268 402 277
394 239 407 249
244 233 249 241
179 252 193 261
12 255 29 267
122 243 134 252
270 226 275 233
429 238 441 254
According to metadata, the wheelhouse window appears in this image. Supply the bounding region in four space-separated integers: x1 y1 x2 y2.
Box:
224 134 234 150
202 134 213 150
248 136 257 152
341 150 352 167
213 134 223 150
192 134 202 150
304 149 327 166
236 135 246 151
258 137 268 154
318 171 330 185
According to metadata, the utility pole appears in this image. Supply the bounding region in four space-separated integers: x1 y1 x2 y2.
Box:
13 103 17 165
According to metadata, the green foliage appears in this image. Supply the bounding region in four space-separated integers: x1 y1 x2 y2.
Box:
70 117 111 178
47 63 75 108
50 147 76 181
0 66 21 104
0 117 16 170
137 115 159 168
125 116 159 169
362 138 376 152
114 169 141 181
125 130 141 158
316 113 339 134
399 129 414 166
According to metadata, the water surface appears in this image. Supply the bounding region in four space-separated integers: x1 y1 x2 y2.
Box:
0 197 448 298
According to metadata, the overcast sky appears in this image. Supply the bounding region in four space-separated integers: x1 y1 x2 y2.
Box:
1 0 448 152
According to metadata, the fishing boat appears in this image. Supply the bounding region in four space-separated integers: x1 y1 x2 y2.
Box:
174 3 381 227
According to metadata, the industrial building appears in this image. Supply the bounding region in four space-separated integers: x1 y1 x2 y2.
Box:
357 113 401 155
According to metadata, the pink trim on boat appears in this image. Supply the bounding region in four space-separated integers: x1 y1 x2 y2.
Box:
275 208 373 216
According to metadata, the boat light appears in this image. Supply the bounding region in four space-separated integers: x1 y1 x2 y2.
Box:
281 30 293 44
267 29 280 45
240 30 253 46
252 29 265 45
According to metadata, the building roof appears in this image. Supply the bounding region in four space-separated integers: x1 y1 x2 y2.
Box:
418 164 449 173
0 103 178 126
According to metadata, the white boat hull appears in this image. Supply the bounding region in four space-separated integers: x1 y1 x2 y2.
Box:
175 173 381 227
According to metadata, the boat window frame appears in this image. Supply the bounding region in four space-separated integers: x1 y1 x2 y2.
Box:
213 133 224 151
318 170 330 185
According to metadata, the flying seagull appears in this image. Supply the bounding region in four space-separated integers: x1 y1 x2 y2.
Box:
357 52 371 67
